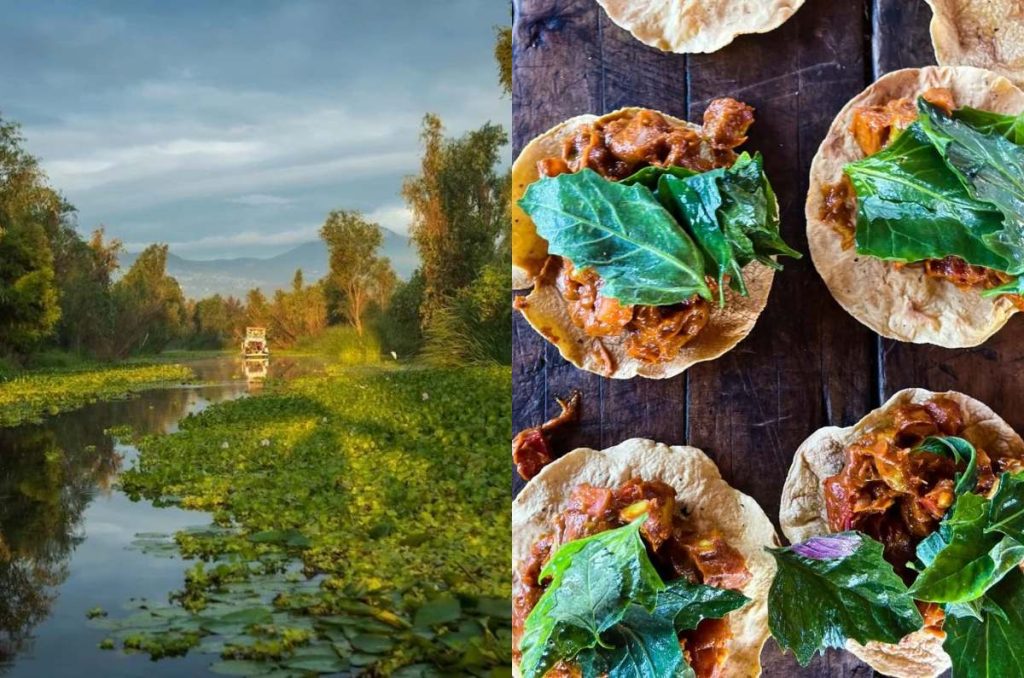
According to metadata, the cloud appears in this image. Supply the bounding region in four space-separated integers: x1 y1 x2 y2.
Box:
366 204 413 236
228 193 294 207
2 0 510 259
124 224 320 255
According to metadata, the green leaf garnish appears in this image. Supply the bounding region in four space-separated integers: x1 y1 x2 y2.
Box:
520 169 712 306
518 519 749 678
767 532 923 665
914 435 978 497
519 156 799 307
944 568 1024 678
986 471 1024 543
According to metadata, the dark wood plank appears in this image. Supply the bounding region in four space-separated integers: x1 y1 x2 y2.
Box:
685 4 877 675
512 0 605 496
874 0 1024 439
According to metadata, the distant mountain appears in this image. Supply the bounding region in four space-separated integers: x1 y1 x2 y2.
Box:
119 230 417 300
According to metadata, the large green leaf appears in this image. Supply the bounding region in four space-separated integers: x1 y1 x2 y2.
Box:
519 169 712 305
919 99 1024 274
910 488 1024 604
944 568 1024 678
600 605 685 678
654 578 749 633
658 173 743 304
952 107 1024 145
767 532 923 665
986 472 1024 543
517 519 664 678
717 153 799 268
845 123 1009 271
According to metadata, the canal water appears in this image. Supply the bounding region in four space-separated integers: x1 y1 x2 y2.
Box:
0 356 323 677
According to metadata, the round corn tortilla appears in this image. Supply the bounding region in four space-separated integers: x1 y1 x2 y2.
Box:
512 438 779 678
512 107 776 379
806 65 1024 347
779 388 1024 677
926 0 1024 87
594 0 805 54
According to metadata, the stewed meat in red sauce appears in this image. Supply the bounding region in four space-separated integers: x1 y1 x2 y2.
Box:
528 102 755 369
823 398 1024 636
824 398 1024 576
512 478 751 678
819 88 1024 307
555 260 714 365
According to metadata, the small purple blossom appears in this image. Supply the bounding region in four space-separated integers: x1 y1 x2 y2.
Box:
791 533 861 560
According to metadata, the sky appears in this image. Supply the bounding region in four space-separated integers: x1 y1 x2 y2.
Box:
0 0 510 259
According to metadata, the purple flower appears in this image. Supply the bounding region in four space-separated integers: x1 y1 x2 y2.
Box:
791 533 861 560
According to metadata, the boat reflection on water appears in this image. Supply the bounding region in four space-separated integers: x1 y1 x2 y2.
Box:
244 357 270 390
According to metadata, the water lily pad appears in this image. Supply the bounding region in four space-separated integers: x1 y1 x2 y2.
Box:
349 634 394 654
210 659 274 676
282 654 349 673
413 596 460 627
474 598 512 620
249 529 311 549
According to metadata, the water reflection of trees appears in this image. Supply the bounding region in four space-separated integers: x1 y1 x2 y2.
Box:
0 387 195 665
0 427 118 663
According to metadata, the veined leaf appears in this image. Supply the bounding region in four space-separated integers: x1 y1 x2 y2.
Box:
845 123 1010 271
919 99 1024 274
620 165 698 188
654 578 749 632
909 490 1024 604
518 519 664 678
944 568 1024 678
658 173 743 304
952 107 1024 146
767 532 923 666
986 472 1024 543
519 169 712 305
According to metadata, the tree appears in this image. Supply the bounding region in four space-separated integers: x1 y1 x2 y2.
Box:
402 115 508 322
495 25 512 96
53 228 121 355
108 245 186 357
0 116 65 357
319 210 396 335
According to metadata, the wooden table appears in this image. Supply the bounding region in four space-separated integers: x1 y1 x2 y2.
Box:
511 0 1024 675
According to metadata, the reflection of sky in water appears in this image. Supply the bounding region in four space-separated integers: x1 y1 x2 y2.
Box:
0 356 322 677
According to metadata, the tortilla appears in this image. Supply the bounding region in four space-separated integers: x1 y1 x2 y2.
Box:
779 388 1024 677
594 0 805 54
806 65 1024 347
926 0 1024 87
513 438 779 678
512 107 776 379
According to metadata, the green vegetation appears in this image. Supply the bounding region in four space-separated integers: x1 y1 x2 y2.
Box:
0 363 193 427
106 366 511 674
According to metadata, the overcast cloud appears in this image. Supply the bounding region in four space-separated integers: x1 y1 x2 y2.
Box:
0 0 510 258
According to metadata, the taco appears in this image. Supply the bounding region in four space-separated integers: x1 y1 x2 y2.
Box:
807 65 1024 347
512 103 800 379
594 0 805 54
772 389 1024 677
512 438 778 677
926 0 1024 87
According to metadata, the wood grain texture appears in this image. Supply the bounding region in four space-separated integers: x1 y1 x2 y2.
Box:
511 0 970 675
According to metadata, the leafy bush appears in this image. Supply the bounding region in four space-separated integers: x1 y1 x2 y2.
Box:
375 272 425 359
290 326 381 365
